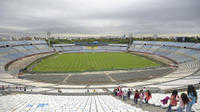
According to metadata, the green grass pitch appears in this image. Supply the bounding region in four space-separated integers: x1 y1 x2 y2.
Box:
31 52 160 72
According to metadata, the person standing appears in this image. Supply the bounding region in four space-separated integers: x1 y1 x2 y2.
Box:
123 90 128 100
134 89 140 104
119 89 123 98
167 90 179 112
24 86 26 91
143 87 146 92
186 85 198 112
93 89 96 94
113 88 117 96
139 89 144 105
176 93 189 112
2 85 5 91
145 90 152 104
127 89 132 99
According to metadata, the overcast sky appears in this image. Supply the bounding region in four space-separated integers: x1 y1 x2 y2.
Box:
0 0 199 35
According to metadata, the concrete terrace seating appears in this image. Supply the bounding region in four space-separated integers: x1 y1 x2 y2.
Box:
0 94 148 112
0 81 14 87
146 65 200 90
0 83 106 93
120 61 200 89
47 89 106 93
7 53 53 74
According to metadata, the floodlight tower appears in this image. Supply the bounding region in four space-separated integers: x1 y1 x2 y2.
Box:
122 34 126 38
128 33 133 49
47 32 51 46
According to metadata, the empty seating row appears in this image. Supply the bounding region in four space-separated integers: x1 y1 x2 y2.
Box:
131 41 200 49
0 94 148 112
53 44 127 52
130 41 200 63
0 40 46 47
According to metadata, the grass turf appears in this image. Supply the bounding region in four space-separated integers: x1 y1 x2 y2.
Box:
31 52 160 72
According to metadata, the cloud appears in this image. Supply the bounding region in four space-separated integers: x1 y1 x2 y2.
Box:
0 0 199 35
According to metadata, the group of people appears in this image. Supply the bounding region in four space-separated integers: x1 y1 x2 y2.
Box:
113 87 152 105
114 85 198 112
166 85 198 112
0 85 28 92
113 87 133 100
133 89 152 105
0 85 5 91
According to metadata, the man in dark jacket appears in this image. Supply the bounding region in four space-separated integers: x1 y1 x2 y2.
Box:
127 89 131 99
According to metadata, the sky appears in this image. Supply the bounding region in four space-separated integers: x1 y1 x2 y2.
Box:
0 0 199 35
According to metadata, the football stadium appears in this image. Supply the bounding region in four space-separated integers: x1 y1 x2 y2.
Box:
0 40 200 112
0 0 200 112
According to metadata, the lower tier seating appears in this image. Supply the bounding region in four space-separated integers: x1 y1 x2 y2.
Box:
0 94 148 112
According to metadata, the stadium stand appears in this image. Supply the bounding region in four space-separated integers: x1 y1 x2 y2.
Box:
1 40 200 89
0 40 53 72
128 41 200 90
1 40 200 112
53 44 128 53
0 94 148 112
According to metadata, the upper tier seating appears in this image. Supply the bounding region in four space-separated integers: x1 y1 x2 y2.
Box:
0 40 53 71
128 41 200 89
129 41 200 63
53 44 128 53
